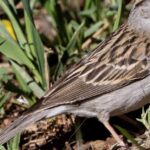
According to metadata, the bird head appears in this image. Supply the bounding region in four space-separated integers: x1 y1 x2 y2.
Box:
128 0 150 38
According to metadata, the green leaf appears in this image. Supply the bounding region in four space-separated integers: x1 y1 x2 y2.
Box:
7 0 16 13
12 66 31 94
84 21 102 38
113 0 123 31
11 61 45 98
80 8 96 17
137 107 150 130
0 0 33 59
0 145 6 150
7 134 20 150
30 0 37 8
22 0 47 89
115 125 145 150
0 34 42 84
0 67 12 85
66 21 85 55
84 0 92 9
0 36 35 70
48 0 68 45
0 93 11 108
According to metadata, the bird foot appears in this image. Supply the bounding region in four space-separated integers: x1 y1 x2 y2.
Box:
110 143 128 150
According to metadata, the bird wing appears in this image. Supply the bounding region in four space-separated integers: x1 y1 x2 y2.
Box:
37 24 150 110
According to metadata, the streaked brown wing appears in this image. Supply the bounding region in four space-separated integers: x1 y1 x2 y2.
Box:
42 24 150 108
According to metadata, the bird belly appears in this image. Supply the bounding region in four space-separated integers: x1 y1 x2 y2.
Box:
74 75 150 121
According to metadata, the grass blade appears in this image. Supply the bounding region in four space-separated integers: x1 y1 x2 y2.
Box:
0 0 32 59
11 61 45 98
113 0 123 31
22 0 46 89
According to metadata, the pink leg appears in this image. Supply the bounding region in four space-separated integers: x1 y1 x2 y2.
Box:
102 121 125 146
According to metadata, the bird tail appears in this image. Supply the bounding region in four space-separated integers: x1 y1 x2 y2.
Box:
0 110 49 145
0 105 72 145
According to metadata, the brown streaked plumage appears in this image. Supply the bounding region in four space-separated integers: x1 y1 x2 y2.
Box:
0 0 150 146
41 24 150 108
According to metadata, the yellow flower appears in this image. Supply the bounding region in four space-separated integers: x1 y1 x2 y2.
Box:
1 19 16 40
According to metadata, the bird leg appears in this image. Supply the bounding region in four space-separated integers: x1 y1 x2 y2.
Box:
102 121 125 146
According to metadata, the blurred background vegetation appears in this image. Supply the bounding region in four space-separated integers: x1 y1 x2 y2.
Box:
0 0 146 149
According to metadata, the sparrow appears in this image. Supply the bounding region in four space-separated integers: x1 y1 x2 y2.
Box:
0 0 150 146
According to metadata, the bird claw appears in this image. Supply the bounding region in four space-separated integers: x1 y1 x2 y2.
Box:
110 142 128 150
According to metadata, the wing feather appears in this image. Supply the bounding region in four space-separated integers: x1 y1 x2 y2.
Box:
40 24 150 108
